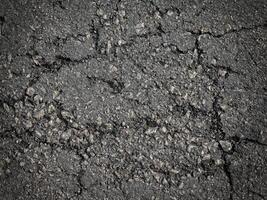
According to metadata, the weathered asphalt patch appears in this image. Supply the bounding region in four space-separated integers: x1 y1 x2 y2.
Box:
0 0 266 199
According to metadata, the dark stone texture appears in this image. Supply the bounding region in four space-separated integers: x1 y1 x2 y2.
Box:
0 0 266 199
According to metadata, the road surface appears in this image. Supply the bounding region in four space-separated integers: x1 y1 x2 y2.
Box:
0 0 266 199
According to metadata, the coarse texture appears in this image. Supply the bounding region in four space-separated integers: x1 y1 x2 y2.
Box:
0 0 266 199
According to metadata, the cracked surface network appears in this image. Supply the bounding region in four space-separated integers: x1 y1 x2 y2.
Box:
0 0 266 200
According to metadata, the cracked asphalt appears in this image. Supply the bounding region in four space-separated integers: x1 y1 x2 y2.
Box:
0 0 267 199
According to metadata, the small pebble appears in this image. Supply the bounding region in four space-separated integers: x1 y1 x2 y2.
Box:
33 95 42 103
167 10 174 16
119 10 125 17
97 9 104 16
26 87 35 96
24 120 33 129
218 69 227 77
61 111 72 119
61 129 72 140
96 116 102 126
161 126 167 133
135 22 145 34
35 130 43 138
3 103 10 112
219 140 232 152
211 58 217 65
34 110 45 120
48 104 56 113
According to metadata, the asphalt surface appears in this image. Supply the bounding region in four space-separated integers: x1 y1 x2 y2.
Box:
0 0 267 199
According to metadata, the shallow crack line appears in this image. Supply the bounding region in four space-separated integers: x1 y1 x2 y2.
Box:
207 64 241 76
234 137 267 147
249 189 265 199
0 15 5 36
186 23 267 41
215 23 267 37
161 43 190 55
123 96 146 107
242 138 267 147
89 11 108 54
211 91 225 140
55 54 96 65
218 143 234 200
129 29 163 41
86 75 125 94
26 53 96 76
197 23 266 39
76 149 86 197
247 50 258 68
53 100 71 131
194 35 203 66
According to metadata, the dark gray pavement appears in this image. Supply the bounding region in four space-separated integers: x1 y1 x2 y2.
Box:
0 0 267 199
